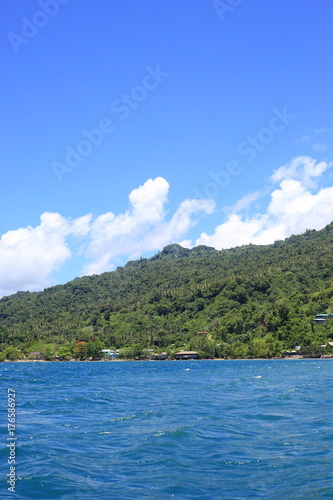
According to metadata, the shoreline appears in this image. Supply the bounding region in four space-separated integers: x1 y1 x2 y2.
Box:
2 356 333 363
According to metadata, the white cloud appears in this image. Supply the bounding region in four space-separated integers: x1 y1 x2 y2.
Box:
0 213 72 297
70 214 92 236
178 239 192 248
86 177 169 260
128 177 169 223
196 156 333 250
0 177 216 296
231 191 261 213
271 155 330 188
295 130 329 151
82 178 215 275
2 162 333 298
197 214 265 248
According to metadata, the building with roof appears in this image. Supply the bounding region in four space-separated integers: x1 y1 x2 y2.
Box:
174 351 198 360
28 351 41 360
150 352 168 360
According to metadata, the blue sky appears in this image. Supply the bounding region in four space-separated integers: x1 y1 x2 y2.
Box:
1 0 332 297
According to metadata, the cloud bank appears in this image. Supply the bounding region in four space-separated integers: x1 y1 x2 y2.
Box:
196 156 333 249
0 177 214 297
1 157 333 297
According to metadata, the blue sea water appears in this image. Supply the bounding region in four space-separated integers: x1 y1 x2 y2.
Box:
1 359 333 499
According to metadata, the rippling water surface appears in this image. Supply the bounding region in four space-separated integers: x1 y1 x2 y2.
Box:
1 359 333 499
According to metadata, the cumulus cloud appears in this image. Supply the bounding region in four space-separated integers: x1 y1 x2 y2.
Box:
271 155 330 188
196 156 333 250
0 210 93 298
2 162 333 298
0 177 214 295
82 178 214 275
0 213 72 297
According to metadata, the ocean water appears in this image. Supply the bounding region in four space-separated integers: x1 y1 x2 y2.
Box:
1 359 333 499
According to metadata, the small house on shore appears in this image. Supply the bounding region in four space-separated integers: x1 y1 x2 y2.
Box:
28 351 41 360
174 351 198 360
101 349 119 359
150 352 168 360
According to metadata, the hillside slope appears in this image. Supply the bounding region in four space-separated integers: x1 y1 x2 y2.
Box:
1 223 333 357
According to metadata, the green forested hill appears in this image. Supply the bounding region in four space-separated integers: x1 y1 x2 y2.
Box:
1 222 333 359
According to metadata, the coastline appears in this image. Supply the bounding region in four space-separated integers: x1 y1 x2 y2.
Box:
2 355 333 363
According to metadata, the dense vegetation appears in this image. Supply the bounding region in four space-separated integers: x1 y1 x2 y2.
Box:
1 222 333 360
